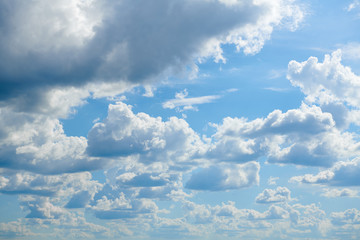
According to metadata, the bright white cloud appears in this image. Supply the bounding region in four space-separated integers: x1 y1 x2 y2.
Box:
288 50 360 107
87 102 206 167
0 107 103 174
208 103 356 167
255 187 292 204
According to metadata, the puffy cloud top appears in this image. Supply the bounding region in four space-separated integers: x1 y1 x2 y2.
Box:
255 186 292 204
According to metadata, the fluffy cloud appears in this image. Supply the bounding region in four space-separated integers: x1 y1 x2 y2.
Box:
0 171 102 212
208 103 356 167
87 102 206 167
0 107 103 174
0 0 303 103
179 200 334 238
185 162 259 191
255 187 292 204
331 208 360 226
290 158 360 186
288 50 360 107
91 195 158 220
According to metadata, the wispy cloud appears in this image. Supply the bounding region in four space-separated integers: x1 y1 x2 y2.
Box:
162 89 221 111
263 87 290 92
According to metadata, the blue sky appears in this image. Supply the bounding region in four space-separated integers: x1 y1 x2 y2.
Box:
1 0 360 239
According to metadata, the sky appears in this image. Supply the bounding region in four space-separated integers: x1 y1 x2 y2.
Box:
1 0 360 239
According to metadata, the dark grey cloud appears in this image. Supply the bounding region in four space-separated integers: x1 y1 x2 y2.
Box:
0 0 302 107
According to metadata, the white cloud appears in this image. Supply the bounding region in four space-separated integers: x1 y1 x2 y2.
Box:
0 171 102 212
92 197 159 219
321 188 358 198
290 158 360 186
0 220 33 238
331 208 360 226
287 50 360 107
185 162 260 191
87 102 206 167
255 187 292 204
268 176 279 185
162 89 221 111
347 1 360 12
208 103 356 167
0 107 103 174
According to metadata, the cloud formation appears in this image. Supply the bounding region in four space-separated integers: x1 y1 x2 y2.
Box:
208 103 356 166
87 102 205 167
290 158 360 186
255 187 292 204
162 89 221 111
0 107 103 174
185 162 259 191
0 0 303 104
288 50 360 107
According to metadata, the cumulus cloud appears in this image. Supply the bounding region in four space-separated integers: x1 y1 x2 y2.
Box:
207 103 356 167
0 0 303 103
87 102 206 167
92 196 158 219
0 171 102 213
0 107 103 174
185 162 259 191
290 158 360 186
287 50 360 107
331 208 360 226
255 187 292 204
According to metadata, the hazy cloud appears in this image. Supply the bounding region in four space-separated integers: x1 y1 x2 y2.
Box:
185 162 259 191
